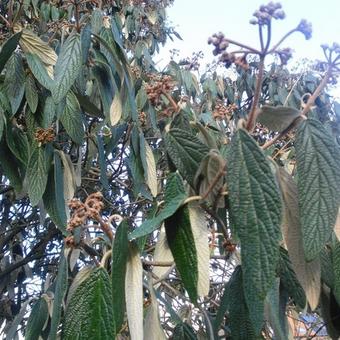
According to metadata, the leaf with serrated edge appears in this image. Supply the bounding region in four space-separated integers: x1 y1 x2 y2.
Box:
257 105 300 132
110 93 122 126
63 267 114 340
144 140 157 197
52 33 82 103
277 168 321 310
189 204 210 297
153 226 174 288
227 128 282 332
129 173 187 240
165 128 209 187
27 146 48 206
295 119 340 260
125 243 143 340
25 74 38 113
144 276 166 340
165 204 198 302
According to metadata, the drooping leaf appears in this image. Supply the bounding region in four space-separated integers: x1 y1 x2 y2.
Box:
111 220 129 334
26 146 49 206
63 267 114 340
49 249 68 340
42 96 56 128
189 204 210 297
332 241 340 306
5 125 30 165
173 323 198 340
144 277 166 340
320 286 340 339
164 128 209 187
227 128 282 332
140 135 157 197
96 134 109 190
110 92 123 127
0 32 22 74
4 53 25 115
25 74 39 113
75 92 104 118
165 204 198 303
26 53 54 90
25 296 49 340
295 118 340 260
52 33 82 103
125 243 143 340
228 266 259 340
129 172 187 239
257 105 301 132
278 247 306 309
277 167 321 310
60 91 84 144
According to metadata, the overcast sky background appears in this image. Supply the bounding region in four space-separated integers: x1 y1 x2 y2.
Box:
156 0 340 70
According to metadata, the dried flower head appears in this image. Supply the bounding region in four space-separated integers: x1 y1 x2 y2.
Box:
34 127 55 145
145 74 175 106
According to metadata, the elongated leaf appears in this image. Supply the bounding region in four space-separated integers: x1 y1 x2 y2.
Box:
165 128 209 187
189 204 210 297
57 150 76 200
227 128 282 332
49 249 68 340
320 286 340 339
26 146 49 206
52 33 82 103
334 208 340 242
0 32 22 74
26 53 54 90
75 92 104 118
60 91 84 144
295 118 340 260
110 92 123 127
111 220 129 334
25 297 49 340
141 137 157 197
333 241 340 305
96 134 109 189
173 323 197 340
43 96 56 128
153 226 174 286
144 277 166 340
257 105 301 132
277 168 321 310
5 125 30 165
0 110 5 141
43 163 67 234
129 173 187 239
4 53 25 115
165 204 198 302
125 243 143 340
228 266 258 340
25 74 39 113
63 267 114 340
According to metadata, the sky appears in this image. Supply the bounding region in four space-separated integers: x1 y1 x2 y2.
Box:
156 0 340 70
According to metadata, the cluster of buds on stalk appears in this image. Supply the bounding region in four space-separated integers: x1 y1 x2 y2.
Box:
249 2 285 26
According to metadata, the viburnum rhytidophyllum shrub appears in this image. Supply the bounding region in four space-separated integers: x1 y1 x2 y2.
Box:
1 0 340 338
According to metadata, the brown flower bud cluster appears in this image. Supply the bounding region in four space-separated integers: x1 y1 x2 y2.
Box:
34 127 55 144
145 74 175 106
277 47 293 65
250 2 285 26
222 239 237 253
131 65 142 79
67 192 104 231
139 111 147 126
296 19 313 40
213 102 238 120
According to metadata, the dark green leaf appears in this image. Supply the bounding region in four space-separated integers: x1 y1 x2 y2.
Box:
49 250 68 340
63 267 114 340
164 128 209 187
96 134 109 189
129 173 187 239
26 146 49 206
173 323 197 340
52 33 82 103
278 247 306 309
80 24 92 64
0 110 5 141
43 96 56 128
227 128 282 332
60 91 84 144
320 287 340 339
257 105 301 132
165 204 198 303
333 241 340 305
111 220 129 334
5 125 30 165
25 74 39 113
295 119 340 260
0 32 22 73
228 266 259 339
75 92 104 118
25 297 49 340
26 53 53 90
4 53 25 115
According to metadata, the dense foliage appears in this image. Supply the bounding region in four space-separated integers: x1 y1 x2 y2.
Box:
1 0 340 339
